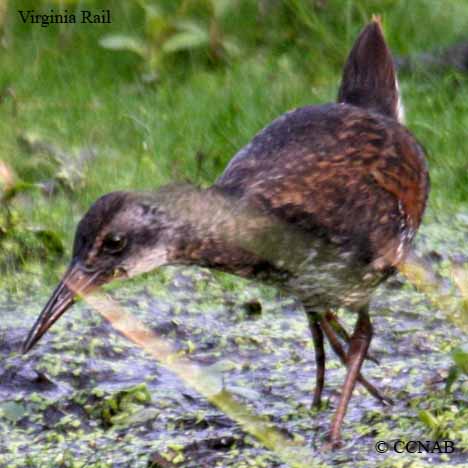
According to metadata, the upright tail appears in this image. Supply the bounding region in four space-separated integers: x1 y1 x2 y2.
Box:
337 16 404 122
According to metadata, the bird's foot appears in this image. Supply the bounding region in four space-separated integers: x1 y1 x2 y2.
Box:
310 397 329 412
312 395 322 410
320 435 343 452
366 383 394 406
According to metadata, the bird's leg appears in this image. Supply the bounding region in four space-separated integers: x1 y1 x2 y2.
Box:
321 316 392 405
325 311 380 365
325 311 350 341
305 311 325 408
328 305 373 448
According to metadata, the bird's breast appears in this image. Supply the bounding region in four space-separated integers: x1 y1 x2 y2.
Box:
283 248 389 312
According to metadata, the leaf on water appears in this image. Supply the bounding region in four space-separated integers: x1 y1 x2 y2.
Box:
114 407 159 426
451 345 468 374
452 265 468 329
99 35 148 58
418 409 439 430
228 385 261 402
445 366 460 393
0 401 27 422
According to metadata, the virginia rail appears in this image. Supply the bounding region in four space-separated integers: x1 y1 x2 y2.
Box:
23 19 429 447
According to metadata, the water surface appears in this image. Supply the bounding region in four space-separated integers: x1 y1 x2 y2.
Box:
0 213 467 467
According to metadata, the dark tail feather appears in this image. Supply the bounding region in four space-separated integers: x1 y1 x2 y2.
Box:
338 16 404 122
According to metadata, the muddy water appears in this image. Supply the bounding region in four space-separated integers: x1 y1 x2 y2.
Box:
0 212 467 468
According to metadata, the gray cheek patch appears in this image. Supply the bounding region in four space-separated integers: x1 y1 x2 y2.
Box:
122 247 169 278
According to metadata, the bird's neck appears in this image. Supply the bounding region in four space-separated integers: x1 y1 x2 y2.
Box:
158 185 300 282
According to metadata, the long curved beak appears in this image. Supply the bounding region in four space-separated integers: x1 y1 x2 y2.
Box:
22 261 101 353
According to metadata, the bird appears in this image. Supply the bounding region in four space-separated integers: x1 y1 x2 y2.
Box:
22 18 429 448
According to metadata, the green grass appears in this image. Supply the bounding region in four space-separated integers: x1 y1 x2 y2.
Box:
0 0 467 279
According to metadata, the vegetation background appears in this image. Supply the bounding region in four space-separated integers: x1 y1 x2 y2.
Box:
0 1 466 467
1 0 467 281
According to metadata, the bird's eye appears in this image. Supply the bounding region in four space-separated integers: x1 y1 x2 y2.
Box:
102 233 127 254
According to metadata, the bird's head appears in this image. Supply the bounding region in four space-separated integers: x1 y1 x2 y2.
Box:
22 185 292 353
22 190 180 353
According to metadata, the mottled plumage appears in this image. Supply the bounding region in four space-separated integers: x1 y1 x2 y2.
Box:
215 103 428 309
23 19 429 448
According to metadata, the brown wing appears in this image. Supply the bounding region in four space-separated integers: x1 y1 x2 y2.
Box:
215 103 429 270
